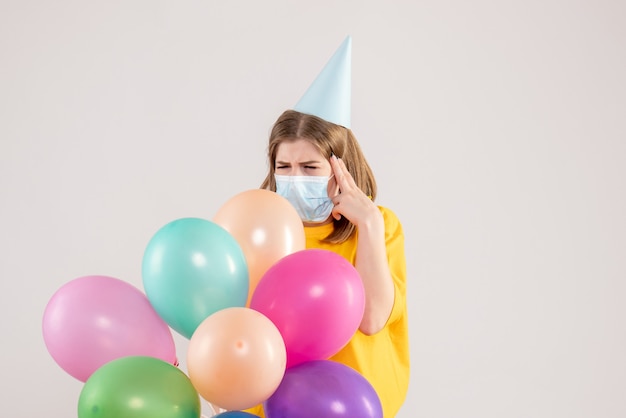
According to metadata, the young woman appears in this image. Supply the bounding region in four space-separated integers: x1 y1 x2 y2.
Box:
245 109 410 417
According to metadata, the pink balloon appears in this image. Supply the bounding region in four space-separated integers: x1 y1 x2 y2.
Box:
42 275 177 382
250 249 365 368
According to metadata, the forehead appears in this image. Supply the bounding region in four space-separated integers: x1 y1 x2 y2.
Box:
275 138 324 161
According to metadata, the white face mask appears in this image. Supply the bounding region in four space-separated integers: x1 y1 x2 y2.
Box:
275 174 334 223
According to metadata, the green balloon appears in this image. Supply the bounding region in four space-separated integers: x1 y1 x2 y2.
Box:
78 356 201 418
142 217 249 339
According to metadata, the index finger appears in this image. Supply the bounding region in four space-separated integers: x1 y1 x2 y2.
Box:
330 155 357 192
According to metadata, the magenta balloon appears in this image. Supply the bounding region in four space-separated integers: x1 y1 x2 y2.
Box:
264 360 383 418
42 275 177 382
250 249 365 368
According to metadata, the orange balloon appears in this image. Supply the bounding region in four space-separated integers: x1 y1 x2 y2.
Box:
213 189 305 305
187 307 286 411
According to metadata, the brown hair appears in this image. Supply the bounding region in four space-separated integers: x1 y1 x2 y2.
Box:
261 110 377 243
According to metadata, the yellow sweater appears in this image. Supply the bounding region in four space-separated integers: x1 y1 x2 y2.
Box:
245 206 410 417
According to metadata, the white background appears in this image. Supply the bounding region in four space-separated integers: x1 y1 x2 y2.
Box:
1 1 625 417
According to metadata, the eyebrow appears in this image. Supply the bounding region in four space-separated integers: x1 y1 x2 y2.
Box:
275 160 322 165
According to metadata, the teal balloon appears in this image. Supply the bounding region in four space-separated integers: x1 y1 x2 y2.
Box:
78 356 201 418
142 217 249 338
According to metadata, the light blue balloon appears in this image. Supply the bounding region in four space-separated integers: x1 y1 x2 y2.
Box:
142 217 249 339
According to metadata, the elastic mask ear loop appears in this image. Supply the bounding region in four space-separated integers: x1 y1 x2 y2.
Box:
327 173 338 198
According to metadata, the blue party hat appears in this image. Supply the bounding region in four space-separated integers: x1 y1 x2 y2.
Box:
294 36 352 128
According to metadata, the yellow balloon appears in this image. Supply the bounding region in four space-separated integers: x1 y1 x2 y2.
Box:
213 189 305 306
187 307 287 411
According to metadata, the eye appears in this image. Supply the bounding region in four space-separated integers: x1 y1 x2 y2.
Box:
304 165 318 170
275 165 289 169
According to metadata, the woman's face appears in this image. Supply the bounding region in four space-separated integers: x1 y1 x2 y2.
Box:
274 137 339 200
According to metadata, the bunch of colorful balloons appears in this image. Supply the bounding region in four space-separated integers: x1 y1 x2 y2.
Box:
42 189 383 418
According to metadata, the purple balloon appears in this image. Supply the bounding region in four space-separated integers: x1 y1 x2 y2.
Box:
264 360 382 418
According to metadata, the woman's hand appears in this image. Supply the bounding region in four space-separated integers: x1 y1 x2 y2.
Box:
329 155 379 228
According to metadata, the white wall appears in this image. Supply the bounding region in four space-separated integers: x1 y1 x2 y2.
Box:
1 1 625 417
